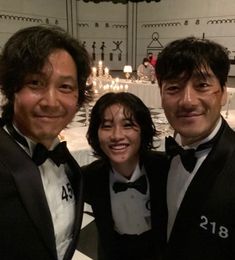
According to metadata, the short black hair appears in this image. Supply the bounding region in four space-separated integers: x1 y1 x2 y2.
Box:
86 92 156 159
143 57 150 64
156 37 230 88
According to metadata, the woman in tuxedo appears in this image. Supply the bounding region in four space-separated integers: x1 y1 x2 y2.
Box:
82 92 168 260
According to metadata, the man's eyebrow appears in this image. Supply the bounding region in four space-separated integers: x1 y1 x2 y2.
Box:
192 70 214 79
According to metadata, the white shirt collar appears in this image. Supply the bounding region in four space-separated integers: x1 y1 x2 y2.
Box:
175 117 222 149
111 163 144 183
6 123 60 156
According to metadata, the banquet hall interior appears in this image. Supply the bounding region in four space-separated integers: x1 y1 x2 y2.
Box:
1 0 235 259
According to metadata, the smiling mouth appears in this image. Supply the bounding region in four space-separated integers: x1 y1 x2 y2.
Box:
178 112 202 118
109 144 129 150
36 114 63 118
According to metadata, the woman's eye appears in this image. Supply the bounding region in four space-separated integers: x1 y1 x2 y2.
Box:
100 122 112 129
124 122 132 127
26 80 44 88
123 120 136 128
103 124 111 128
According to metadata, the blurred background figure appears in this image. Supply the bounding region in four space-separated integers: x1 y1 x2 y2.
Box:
137 57 156 83
148 52 157 69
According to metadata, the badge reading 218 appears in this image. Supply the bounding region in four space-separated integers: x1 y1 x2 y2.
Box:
199 215 229 238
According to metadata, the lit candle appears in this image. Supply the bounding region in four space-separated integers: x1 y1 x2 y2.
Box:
98 61 103 77
92 67 97 77
92 80 97 87
104 67 109 76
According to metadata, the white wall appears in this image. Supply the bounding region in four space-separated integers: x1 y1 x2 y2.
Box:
1 0 235 73
136 0 235 67
0 0 67 50
76 0 235 72
76 1 127 70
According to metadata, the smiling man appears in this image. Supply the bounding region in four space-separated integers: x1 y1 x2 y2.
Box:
0 25 92 260
155 37 235 260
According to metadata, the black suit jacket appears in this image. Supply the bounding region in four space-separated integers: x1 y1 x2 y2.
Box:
82 151 168 260
0 126 84 260
161 118 235 260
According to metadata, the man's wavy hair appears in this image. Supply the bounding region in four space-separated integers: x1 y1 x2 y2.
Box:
0 25 92 123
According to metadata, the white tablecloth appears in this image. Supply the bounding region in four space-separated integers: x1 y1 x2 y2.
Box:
60 126 96 166
222 87 235 111
221 110 235 129
94 78 162 109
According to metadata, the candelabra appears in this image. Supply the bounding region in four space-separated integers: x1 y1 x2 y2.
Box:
92 61 111 79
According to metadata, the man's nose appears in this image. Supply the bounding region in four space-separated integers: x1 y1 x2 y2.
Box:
41 87 58 107
181 84 197 104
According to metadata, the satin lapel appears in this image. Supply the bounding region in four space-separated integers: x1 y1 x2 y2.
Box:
172 123 235 233
0 128 57 257
64 154 84 260
93 163 113 226
144 151 169 244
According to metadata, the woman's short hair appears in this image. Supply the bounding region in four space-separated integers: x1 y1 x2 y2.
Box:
86 92 157 159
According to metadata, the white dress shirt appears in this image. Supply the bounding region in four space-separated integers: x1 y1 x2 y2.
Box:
110 163 151 235
4 125 75 260
167 118 222 240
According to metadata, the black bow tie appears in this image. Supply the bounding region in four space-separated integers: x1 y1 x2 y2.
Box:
113 175 147 194
32 142 69 166
5 123 70 167
165 136 216 173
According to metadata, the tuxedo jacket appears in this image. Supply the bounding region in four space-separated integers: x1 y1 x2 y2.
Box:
160 118 235 260
0 125 84 260
82 151 168 260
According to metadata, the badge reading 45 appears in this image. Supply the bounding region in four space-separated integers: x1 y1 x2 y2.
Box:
62 183 73 201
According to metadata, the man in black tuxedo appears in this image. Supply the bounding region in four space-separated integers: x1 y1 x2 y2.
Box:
0 25 92 260
155 37 235 259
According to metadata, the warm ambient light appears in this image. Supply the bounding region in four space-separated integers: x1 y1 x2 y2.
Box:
123 65 132 80
104 67 109 75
